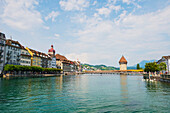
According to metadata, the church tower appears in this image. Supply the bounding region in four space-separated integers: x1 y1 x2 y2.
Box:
119 55 128 70
48 45 56 68
48 45 55 57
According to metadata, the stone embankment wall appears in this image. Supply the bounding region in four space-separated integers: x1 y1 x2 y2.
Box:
3 73 61 78
143 74 170 83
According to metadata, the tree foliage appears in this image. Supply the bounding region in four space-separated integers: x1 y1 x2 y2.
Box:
137 64 140 69
144 62 167 72
4 64 62 73
159 62 166 71
144 62 160 72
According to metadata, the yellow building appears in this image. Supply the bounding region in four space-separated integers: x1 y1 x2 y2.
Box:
26 48 42 67
33 56 41 67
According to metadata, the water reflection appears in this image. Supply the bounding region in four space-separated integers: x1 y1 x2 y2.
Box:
120 74 129 105
55 75 63 90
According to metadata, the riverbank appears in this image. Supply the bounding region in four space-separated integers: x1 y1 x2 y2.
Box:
143 74 170 83
1 72 85 79
64 72 85 75
2 73 62 79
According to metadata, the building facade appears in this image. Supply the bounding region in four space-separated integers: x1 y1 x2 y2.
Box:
157 56 170 73
41 53 49 68
119 56 128 70
5 39 23 65
27 48 42 67
0 32 6 74
20 47 31 66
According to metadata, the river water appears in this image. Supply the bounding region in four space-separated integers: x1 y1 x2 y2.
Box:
0 74 170 112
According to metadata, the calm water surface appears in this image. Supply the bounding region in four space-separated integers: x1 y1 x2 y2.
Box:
0 74 170 112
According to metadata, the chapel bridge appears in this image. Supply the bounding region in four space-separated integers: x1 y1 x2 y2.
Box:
85 70 144 75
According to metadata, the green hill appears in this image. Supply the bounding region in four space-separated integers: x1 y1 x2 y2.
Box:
82 64 119 71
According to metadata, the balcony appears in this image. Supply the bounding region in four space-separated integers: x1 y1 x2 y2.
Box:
0 42 4 46
17 58 20 61
7 51 12 56
0 55 3 59
0 60 3 64
0 50 3 54
6 62 20 65
6 56 11 60
17 54 20 58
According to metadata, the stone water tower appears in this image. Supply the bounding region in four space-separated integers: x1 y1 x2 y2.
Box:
119 55 128 70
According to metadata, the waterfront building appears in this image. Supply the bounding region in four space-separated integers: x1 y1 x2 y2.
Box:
41 53 49 68
119 55 128 70
157 56 170 73
55 54 72 72
73 61 82 72
5 39 23 65
48 45 56 68
26 48 42 67
77 61 82 72
26 47 51 68
20 47 31 66
0 32 6 74
47 56 52 68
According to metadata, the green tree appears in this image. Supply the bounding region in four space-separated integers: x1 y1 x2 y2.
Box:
159 62 166 71
137 64 140 69
144 62 160 72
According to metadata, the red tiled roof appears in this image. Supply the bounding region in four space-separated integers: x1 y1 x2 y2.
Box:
163 56 170 59
55 54 68 61
119 56 127 64
6 39 24 49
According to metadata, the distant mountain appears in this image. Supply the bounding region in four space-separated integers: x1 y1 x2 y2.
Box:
127 66 137 70
81 64 119 71
82 60 157 71
133 60 157 69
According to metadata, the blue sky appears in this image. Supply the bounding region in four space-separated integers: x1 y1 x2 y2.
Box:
0 0 170 67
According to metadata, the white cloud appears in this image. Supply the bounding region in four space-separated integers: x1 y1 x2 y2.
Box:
66 53 90 63
97 7 112 17
122 0 131 4
43 26 50 30
67 6 170 66
114 10 127 25
45 11 59 22
59 0 89 11
54 34 60 37
92 1 97 6
1 0 43 30
122 0 142 8
96 1 121 17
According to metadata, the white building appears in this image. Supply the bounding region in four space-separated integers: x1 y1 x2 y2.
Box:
20 47 31 66
0 32 6 74
157 56 170 73
5 39 23 65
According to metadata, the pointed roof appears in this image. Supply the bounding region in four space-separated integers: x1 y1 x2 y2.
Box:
119 56 127 64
